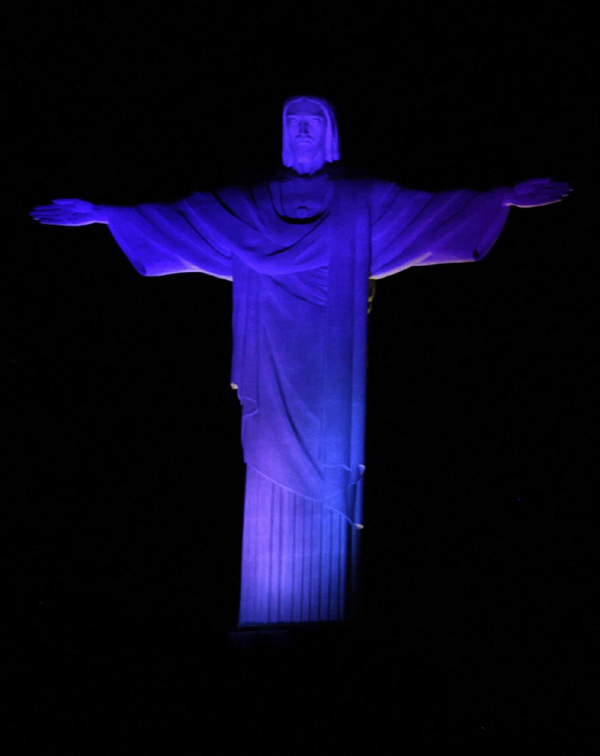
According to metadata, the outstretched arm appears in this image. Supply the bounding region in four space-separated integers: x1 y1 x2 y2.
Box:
503 178 572 208
30 198 111 225
31 194 236 280
370 176 572 279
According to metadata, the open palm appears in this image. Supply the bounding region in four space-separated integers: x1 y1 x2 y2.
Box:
506 178 572 208
30 198 101 226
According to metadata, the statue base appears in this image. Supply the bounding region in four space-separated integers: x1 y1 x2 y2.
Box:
226 620 361 651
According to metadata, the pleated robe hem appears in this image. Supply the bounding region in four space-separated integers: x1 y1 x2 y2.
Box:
237 465 360 628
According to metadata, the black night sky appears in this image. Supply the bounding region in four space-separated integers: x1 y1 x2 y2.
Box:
4 4 596 751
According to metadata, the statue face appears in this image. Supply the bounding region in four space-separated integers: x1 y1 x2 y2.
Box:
285 98 327 164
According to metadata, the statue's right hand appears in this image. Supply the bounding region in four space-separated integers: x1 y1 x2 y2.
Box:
29 199 106 226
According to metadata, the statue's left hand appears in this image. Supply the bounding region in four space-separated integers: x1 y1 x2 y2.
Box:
503 178 573 208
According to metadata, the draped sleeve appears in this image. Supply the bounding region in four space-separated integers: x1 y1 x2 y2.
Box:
106 192 238 281
369 181 510 279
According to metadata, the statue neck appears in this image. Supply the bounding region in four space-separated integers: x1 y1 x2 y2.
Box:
288 153 327 176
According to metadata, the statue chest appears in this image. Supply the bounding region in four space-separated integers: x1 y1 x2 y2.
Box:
277 177 331 219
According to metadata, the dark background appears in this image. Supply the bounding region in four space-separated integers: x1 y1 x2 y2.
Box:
4 3 595 751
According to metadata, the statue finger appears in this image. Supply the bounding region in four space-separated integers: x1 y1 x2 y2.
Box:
537 198 564 206
533 186 568 194
31 204 65 212
536 196 566 205
539 189 570 198
29 210 65 218
534 188 563 196
531 196 566 205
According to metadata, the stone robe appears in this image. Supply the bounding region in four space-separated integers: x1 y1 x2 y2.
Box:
106 166 509 626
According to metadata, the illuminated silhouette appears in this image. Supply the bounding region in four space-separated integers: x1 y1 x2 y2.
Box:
31 96 571 628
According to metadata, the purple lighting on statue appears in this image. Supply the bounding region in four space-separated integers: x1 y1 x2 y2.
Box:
29 97 571 629
101 102 510 625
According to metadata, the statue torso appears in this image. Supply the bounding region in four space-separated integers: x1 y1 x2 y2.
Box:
273 169 332 220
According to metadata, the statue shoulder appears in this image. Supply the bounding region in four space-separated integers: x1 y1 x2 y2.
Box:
330 167 401 192
322 166 399 196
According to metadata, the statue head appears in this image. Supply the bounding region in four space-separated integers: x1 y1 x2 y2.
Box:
282 96 340 173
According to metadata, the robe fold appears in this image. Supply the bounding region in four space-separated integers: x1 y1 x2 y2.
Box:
106 167 509 626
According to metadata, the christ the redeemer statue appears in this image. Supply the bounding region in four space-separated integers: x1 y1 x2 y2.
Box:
31 96 571 628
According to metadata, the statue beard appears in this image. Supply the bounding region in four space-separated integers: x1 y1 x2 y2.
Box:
295 145 323 163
